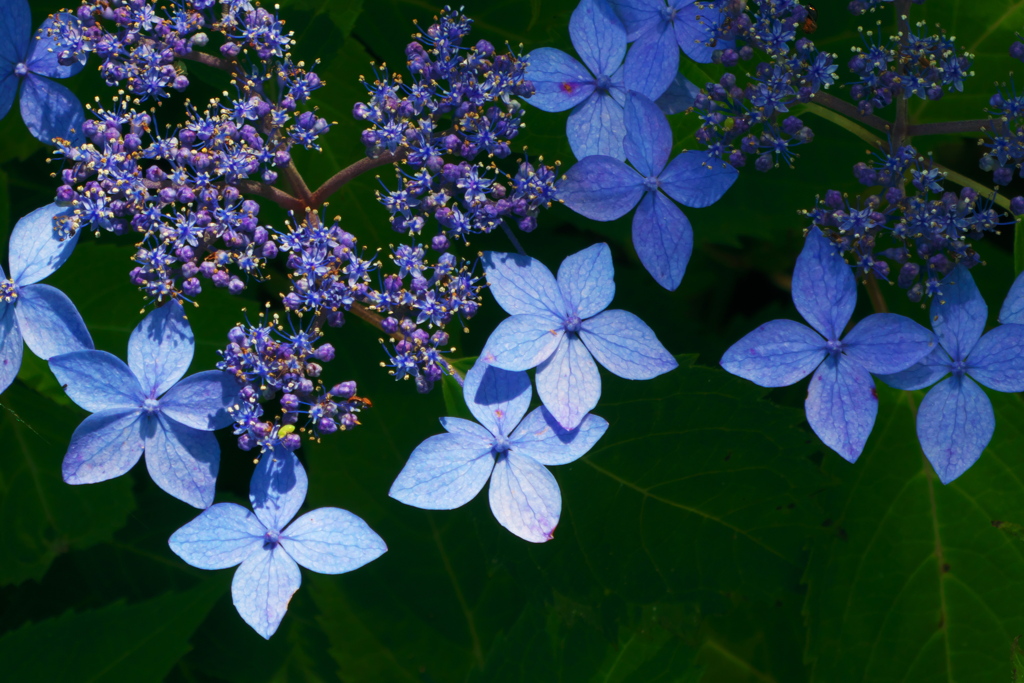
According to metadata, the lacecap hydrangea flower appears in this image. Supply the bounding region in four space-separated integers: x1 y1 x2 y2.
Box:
170 449 387 639
721 228 936 462
50 301 240 508
879 266 1024 483
480 243 677 430
390 361 608 542
0 203 93 393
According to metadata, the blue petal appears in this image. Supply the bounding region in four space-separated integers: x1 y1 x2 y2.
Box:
510 407 609 466
160 370 240 430
20 73 84 144
8 203 78 286
674 1 734 63
931 266 987 361
720 319 826 387
570 0 627 77
25 14 86 79
557 243 615 319
388 433 495 509
632 190 692 291
623 91 672 176
805 354 877 463
481 314 564 371
558 155 645 220
579 308 678 379
62 408 145 485
523 47 595 112
489 453 562 543
15 283 92 358
281 508 387 574
608 0 664 40
876 346 951 391
232 546 301 639
536 334 601 431
0 70 19 121
145 415 220 509
129 301 194 398
0 0 31 65
792 228 856 341
998 270 1024 324
567 91 627 160
659 151 738 208
463 360 532 436
440 416 494 441
250 449 307 532
655 72 700 115
967 324 1024 392
917 375 994 484
623 22 679 101
168 503 264 570
842 313 937 375
0 302 23 394
49 350 144 412
482 250 567 318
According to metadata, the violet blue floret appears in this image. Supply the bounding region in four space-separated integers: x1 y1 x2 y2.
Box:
721 228 936 463
879 266 1024 484
559 92 738 290
170 449 387 639
0 0 86 143
0 203 93 394
49 301 240 508
479 242 677 430
389 361 609 543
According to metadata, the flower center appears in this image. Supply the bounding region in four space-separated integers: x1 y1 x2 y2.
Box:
263 530 280 549
951 358 968 377
0 279 18 303
643 176 661 192
493 434 511 455
142 397 160 413
14 63 28 77
660 6 678 21
594 74 612 92
825 339 844 357
564 314 582 333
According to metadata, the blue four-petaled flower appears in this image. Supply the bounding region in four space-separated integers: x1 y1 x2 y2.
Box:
389 361 609 542
50 301 240 508
480 243 677 430
170 449 387 639
721 228 936 463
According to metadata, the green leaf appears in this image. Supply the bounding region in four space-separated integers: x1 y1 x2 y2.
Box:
0 383 134 586
804 386 1024 681
1015 219 1024 275
0 579 223 682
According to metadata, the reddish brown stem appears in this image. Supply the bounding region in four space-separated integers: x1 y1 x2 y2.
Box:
309 150 407 208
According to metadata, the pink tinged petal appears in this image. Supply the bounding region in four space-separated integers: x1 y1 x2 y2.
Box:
536 334 601 431
129 300 194 397
0 302 23 394
25 14 86 79
523 47 595 112
250 449 307 531
20 74 84 144
632 190 692 291
998 270 1024 324
567 91 627 161
160 370 240 430
792 228 856 341
489 454 562 543
463 360 532 435
659 151 739 208
232 546 301 640
917 375 994 484
8 203 79 286
608 0 664 40
623 23 679 102
674 2 733 63
656 72 700 115
49 350 144 412
623 92 672 177
570 0 627 77
145 415 220 509
440 416 495 442
877 346 952 391
0 0 30 65
482 250 566 318
557 243 615 319
805 354 877 463
558 155 645 220
967 324 1024 392
842 313 937 375
932 266 987 361
168 503 265 570
280 508 387 574
62 408 145 484
480 314 564 371
720 319 826 388
15 283 92 358
579 308 678 379
510 407 609 466
0 70 18 120
388 433 495 509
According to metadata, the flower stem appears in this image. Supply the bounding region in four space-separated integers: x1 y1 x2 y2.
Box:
864 275 889 314
309 150 406 208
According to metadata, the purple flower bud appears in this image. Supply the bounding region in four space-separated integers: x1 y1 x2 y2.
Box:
315 344 335 362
